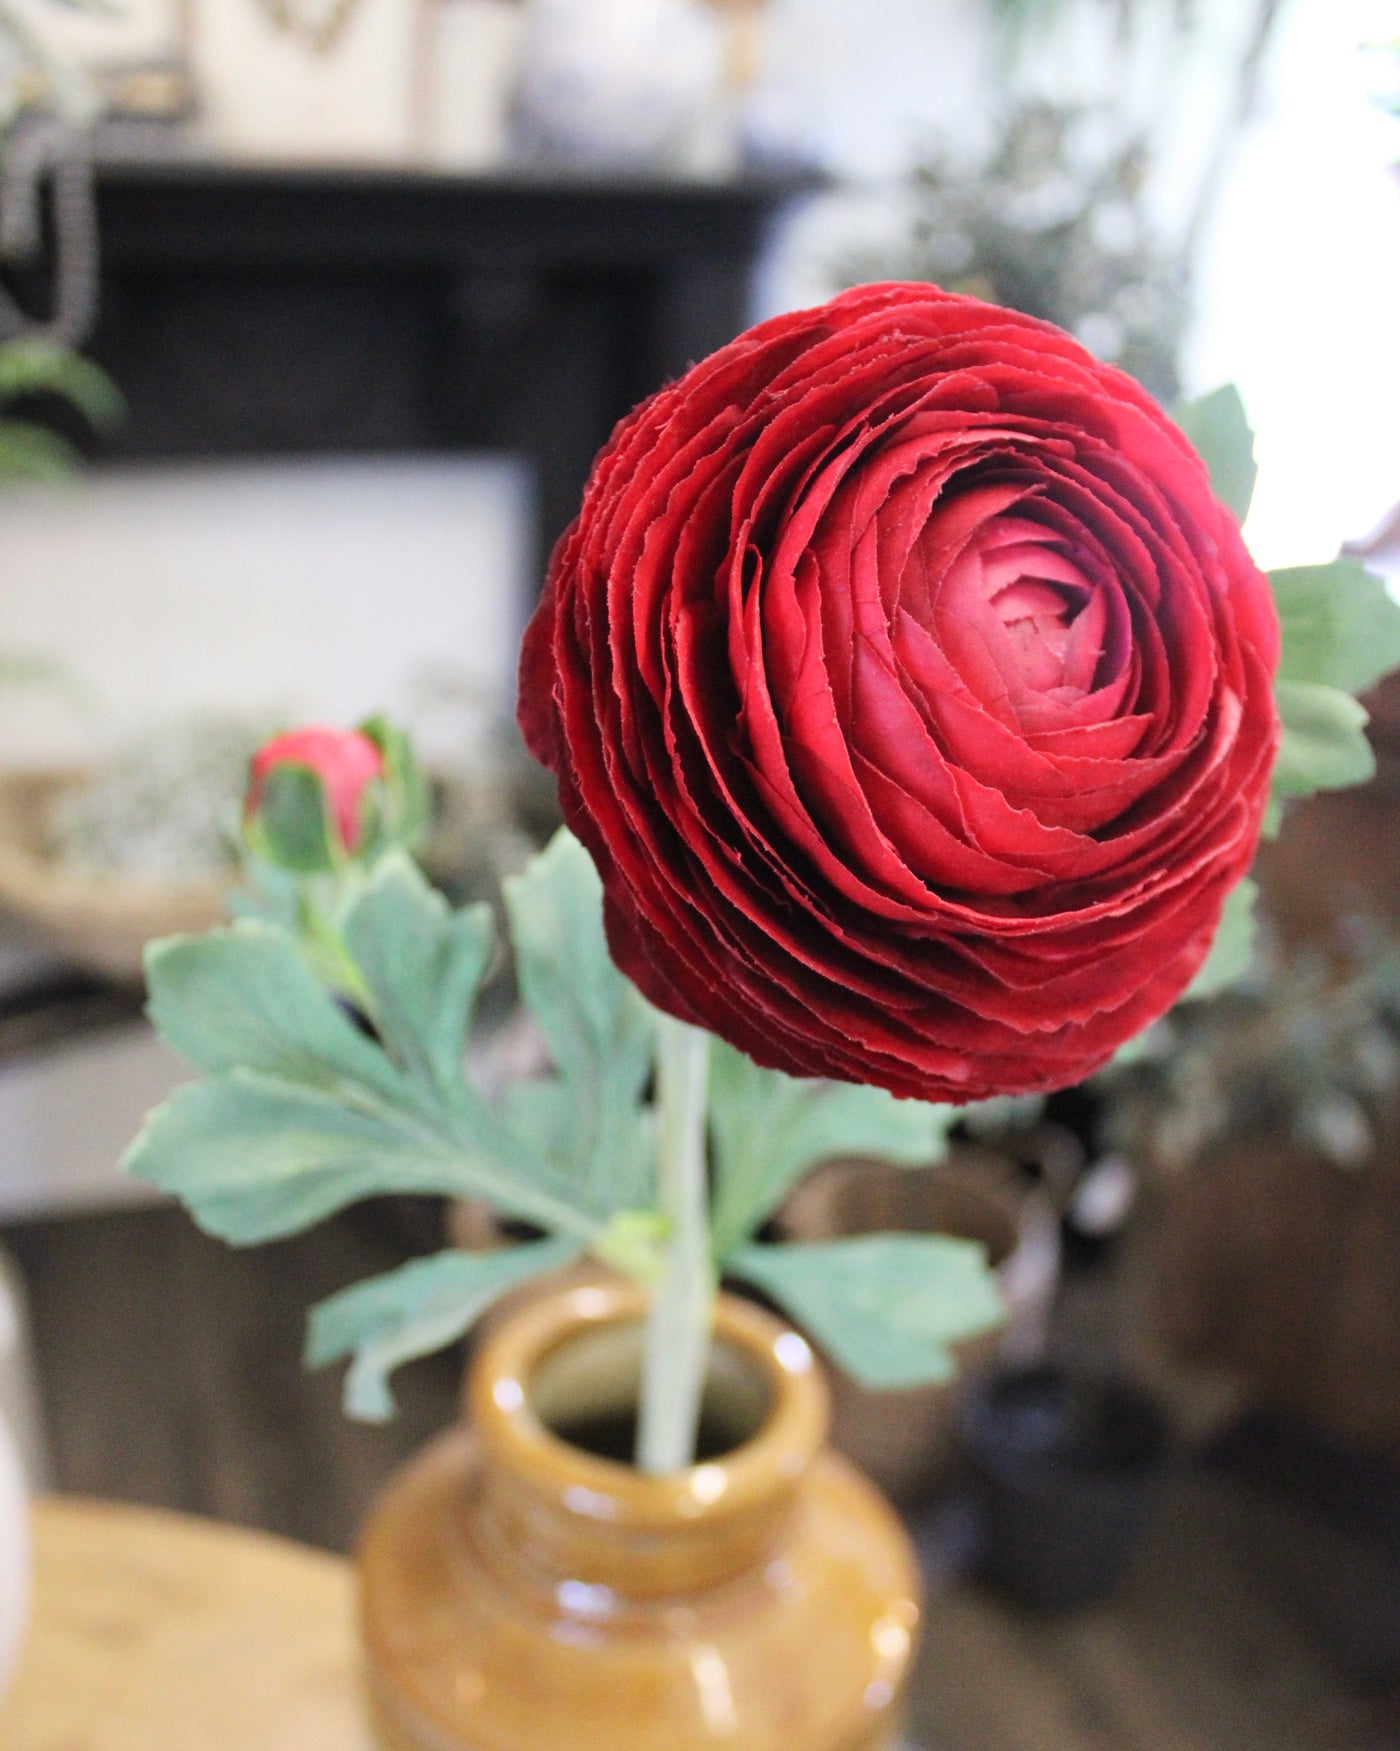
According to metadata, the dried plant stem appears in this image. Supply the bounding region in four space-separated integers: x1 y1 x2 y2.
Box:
636 1016 714 1475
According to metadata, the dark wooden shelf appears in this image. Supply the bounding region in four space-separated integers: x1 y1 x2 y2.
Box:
92 160 817 269
68 160 816 579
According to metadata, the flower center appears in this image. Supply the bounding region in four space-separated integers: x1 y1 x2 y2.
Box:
895 494 1114 731
989 576 1088 695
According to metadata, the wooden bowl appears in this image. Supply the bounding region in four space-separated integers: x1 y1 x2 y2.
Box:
0 769 230 983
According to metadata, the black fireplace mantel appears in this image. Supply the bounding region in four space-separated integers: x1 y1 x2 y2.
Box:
83 160 816 576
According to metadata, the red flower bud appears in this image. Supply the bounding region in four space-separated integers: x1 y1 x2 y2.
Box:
246 726 385 860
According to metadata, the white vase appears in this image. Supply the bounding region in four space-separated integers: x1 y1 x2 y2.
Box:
0 1248 34 1696
0 1399 28 1695
512 0 729 173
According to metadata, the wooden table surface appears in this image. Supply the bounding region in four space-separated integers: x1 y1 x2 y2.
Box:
0 1497 373 1750
0 1479 1386 1751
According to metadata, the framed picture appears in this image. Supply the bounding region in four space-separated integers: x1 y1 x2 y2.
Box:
188 0 425 162
18 0 194 120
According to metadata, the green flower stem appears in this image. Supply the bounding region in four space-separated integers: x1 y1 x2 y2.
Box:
636 1016 714 1475
298 883 377 1018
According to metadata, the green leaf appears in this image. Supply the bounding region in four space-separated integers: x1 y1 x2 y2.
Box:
1270 561 1400 698
1174 384 1257 523
0 342 124 430
503 830 657 1211
307 1238 579 1420
122 1064 598 1245
1272 680 1375 799
144 921 413 1106
136 919 604 1243
729 1236 1005 1392
1183 877 1257 1002
248 764 339 873
122 1070 491 1243
500 1077 656 1213
709 1040 957 1264
342 852 495 1115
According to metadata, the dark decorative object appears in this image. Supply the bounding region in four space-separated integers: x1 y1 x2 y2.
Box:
958 1362 1169 1611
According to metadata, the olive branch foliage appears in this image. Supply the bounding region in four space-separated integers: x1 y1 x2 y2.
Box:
122 386 1400 1422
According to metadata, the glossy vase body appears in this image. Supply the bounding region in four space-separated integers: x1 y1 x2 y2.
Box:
359 1281 921 1751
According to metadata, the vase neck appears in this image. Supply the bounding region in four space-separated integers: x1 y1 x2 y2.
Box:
465 1282 829 1602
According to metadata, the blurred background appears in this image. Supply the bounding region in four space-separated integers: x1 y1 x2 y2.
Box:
0 2 1398 1747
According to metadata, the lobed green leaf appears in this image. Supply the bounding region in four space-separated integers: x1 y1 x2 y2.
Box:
135 917 605 1243
729 1235 1005 1392
121 1070 485 1244
144 921 412 1106
1270 561 1400 699
1174 384 1257 524
307 1237 580 1420
342 852 495 1116
122 1063 602 1245
503 830 657 1211
709 1039 957 1263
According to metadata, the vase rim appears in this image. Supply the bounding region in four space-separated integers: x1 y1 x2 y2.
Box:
467 1279 830 1534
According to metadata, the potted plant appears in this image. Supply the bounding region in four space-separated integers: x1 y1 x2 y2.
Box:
957 1359 1170 1611
1091 914 1400 1460
122 283 1397 1748
125 717 982 1747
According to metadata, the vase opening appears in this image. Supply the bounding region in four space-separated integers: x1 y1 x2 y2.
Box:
360 1283 922 1750
528 1317 774 1466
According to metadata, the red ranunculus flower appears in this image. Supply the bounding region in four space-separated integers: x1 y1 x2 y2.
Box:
519 283 1280 1101
247 725 384 857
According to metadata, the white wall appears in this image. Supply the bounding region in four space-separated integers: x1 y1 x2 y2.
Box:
0 456 530 771
1186 0 1400 568
754 0 1400 569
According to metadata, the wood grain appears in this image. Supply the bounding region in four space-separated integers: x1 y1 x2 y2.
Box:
0 1497 371 1751
2 1205 1395 1750
2 1204 459 1553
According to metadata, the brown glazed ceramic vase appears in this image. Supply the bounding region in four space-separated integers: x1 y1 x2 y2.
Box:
358 1279 921 1750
